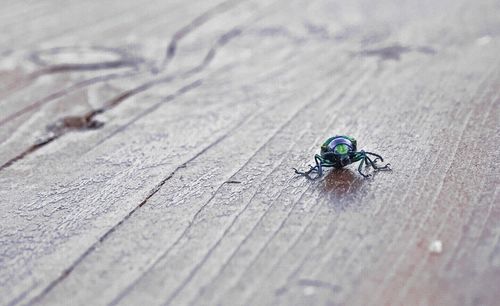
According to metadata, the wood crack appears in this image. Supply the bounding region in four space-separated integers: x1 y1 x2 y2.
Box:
155 0 243 72
152 65 370 305
0 3 246 172
25 109 250 306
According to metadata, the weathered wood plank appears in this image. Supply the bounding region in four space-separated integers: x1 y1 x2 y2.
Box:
0 0 235 167
0 1 297 303
35 49 371 306
0 0 499 305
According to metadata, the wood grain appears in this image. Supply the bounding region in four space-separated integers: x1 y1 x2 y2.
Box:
0 0 499 305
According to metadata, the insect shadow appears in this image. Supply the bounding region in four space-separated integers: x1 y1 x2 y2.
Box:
322 168 364 197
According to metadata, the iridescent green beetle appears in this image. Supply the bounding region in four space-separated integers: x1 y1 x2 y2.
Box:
293 135 391 179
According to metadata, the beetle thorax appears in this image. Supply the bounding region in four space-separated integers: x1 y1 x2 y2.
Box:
327 137 354 154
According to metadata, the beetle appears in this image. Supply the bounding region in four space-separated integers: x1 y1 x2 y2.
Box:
293 135 391 179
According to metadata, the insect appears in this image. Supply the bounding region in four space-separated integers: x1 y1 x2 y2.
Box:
293 135 391 179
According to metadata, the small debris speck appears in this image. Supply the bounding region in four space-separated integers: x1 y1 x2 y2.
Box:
303 286 315 296
476 36 492 46
428 240 443 254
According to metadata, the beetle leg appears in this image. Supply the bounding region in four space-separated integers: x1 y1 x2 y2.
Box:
364 151 391 170
293 165 321 179
357 155 370 178
365 155 391 172
365 154 391 171
364 155 376 168
364 151 384 163
293 165 316 176
376 162 391 171
314 155 323 177
293 164 318 176
293 155 324 179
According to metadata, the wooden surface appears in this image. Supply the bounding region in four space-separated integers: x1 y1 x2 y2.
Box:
1 0 499 305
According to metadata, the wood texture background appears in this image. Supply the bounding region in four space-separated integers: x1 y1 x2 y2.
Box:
0 0 499 305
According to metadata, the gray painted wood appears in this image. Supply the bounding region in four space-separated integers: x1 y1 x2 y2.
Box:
1 0 499 305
